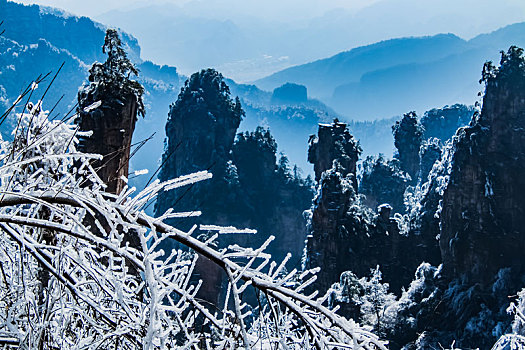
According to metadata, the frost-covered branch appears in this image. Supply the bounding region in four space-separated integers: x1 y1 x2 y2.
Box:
0 96 385 349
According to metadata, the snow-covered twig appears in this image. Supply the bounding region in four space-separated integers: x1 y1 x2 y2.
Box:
0 98 386 349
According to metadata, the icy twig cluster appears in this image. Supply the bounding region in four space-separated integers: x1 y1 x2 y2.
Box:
0 97 385 349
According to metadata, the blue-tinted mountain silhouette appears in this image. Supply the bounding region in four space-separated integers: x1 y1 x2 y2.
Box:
256 23 525 120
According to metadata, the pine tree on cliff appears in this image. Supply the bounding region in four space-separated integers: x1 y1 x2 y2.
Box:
76 28 144 195
392 111 423 181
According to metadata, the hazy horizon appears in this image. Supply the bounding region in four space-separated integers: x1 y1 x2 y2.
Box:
13 0 525 81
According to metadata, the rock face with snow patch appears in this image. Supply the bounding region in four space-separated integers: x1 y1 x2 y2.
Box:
391 47 525 350
308 120 361 188
440 46 525 285
305 121 433 294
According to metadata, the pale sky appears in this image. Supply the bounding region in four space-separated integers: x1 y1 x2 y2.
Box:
13 0 379 19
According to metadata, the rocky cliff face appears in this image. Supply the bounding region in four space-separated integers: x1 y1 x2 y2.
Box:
392 112 424 182
155 69 243 304
439 47 525 285
161 72 241 185
308 121 361 187
0 0 141 66
305 121 438 295
418 138 442 183
77 94 138 194
380 47 525 350
156 69 313 304
421 104 474 143
359 155 411 213
227 128 314 265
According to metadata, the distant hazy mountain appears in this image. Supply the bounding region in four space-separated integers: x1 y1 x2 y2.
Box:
0 0 141 64
225 79 336 174
95 5 299 81
94 0 525 82
2 0 494 180
255 22 525 120
255 34 469 99
1 0 334 181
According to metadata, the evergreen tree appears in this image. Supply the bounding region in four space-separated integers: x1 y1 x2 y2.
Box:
357 267 396 337
78 28 144 118
76 28 145 195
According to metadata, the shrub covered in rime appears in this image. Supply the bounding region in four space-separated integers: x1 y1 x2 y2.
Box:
329 267 397 338
355 267 397 337
0 62 385 349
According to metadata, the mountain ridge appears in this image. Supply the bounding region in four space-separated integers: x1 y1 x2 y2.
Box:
255 33 468 97
255 22 525 120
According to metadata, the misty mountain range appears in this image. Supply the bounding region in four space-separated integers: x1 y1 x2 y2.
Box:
257 22 525 119
94 0 525 82
1 0 525 181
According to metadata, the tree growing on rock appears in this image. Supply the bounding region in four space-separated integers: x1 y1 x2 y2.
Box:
76 28 145 195
356 267 397 337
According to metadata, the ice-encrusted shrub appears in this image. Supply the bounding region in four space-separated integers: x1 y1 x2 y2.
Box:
0 82 386 349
